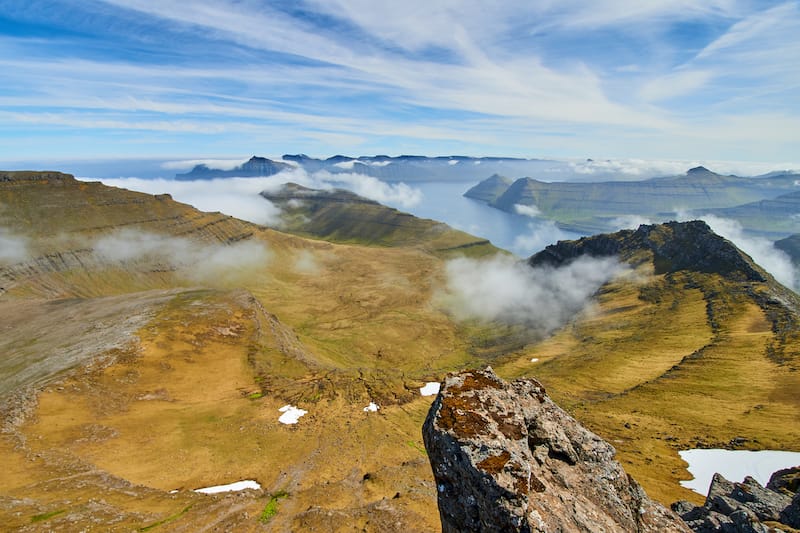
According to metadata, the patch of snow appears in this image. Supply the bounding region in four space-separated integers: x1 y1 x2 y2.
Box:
194 479 261 494
530 358 539 363
278 404 307 424
420 382 441 396
679 449 800 495
448 160 459 165
363 402 380 412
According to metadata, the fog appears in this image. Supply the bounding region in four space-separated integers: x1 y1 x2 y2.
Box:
93 229 271 286
0 227 29 264
442 255 626 332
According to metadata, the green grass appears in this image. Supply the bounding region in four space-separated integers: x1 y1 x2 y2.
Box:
138 505 193 532
406 440 427 456
31 509 66 523
259 490 289 523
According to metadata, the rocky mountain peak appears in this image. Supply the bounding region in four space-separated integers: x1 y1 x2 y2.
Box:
687 166 715 175
529 220 768 282
422 367 689 532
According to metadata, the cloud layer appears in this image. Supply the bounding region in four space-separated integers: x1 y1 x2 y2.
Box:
442 255 626 332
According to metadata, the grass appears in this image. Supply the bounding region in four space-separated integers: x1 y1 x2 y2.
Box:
406 440 427 456
138 505 193 532
31 509 66 523
259 490 289 523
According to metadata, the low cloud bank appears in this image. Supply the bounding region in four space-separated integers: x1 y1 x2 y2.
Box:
93 167 423 228
442 255 626 331
0 227 29 264
567 158 798 179
93 229 271 285
692 215 798 291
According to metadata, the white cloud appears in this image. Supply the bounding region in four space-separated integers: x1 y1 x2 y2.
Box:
609 215 653 231
441 254 626 331
95 176 283 226
0 227 29 264
639 70 712 102
512 220 572 255
514 204 542 218
93 229 271 286
161 158 250 171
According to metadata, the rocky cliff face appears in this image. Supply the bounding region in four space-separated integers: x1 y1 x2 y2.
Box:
422 367 689 532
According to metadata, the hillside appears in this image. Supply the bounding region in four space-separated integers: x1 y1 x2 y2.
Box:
465 167 800 237
2 172 800 530
699 190 800 239
262 183 499 257
0 171 509 531
496 221 800 503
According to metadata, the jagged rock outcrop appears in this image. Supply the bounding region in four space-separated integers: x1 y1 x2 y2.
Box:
672 469 800 532
529 220 768 281
422 367 689 532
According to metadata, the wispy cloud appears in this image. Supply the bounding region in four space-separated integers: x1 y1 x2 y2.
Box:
0 227 30 264
0 1 797 160
93 229 271 286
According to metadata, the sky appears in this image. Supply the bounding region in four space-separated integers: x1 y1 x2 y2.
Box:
0 0 798 162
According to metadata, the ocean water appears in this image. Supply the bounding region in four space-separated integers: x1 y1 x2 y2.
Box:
402 180 585 256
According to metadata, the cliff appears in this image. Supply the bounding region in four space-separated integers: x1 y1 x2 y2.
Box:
422 367 689 532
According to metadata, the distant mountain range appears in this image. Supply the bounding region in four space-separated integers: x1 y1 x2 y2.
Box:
465 166 800 239
176 154 567 182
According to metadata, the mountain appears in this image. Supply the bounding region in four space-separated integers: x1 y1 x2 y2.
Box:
179 154 564 182
458 173 513 203
776 234 800 263
495 220 800 503
465 168 800 237
2 171 800 530
2 170 506 531
699 190 800 239
175 155 292 180
262 183 498 257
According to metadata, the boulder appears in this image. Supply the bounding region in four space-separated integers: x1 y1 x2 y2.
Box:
422 367 689 532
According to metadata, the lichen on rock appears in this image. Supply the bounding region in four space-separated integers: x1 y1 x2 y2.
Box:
422 367 689 533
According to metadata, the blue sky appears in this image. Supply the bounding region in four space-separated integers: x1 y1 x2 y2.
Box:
0 0 798 163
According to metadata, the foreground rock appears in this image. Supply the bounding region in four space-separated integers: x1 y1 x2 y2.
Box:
422 367 689 532
673 467 800 532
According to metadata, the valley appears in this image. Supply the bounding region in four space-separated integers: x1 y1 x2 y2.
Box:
1 171 799 531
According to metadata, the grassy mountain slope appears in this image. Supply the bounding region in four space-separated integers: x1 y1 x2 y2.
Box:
1 171 506 531
262 183 499 257
496 221 800 504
